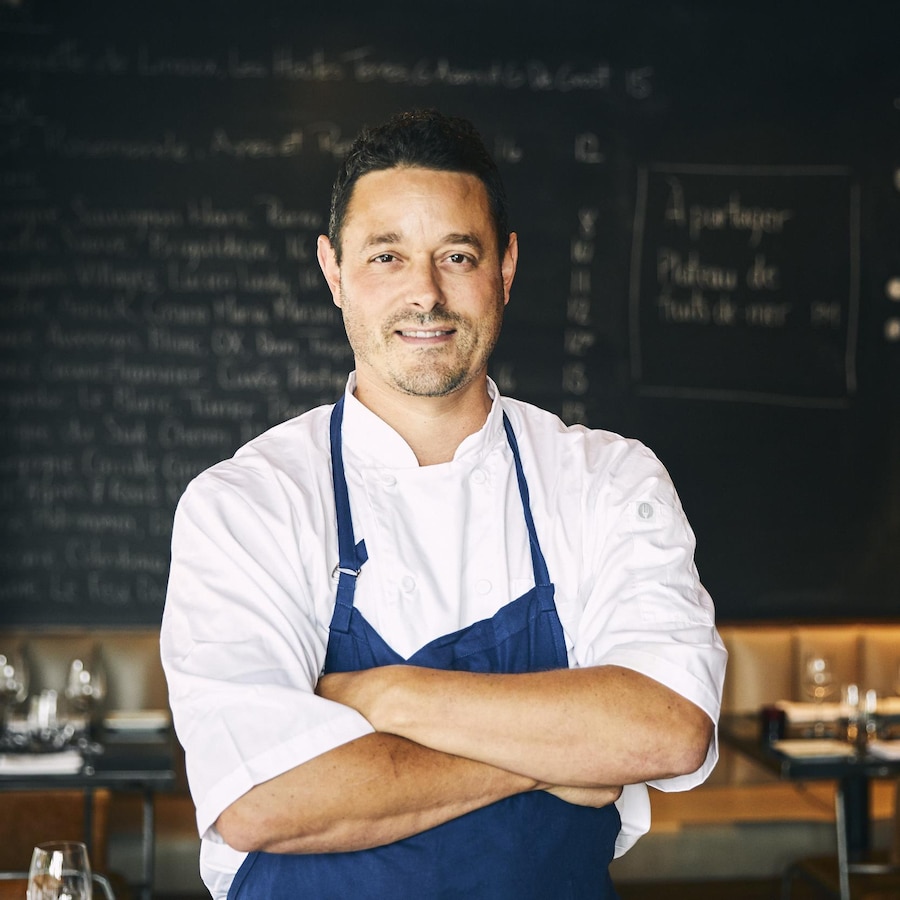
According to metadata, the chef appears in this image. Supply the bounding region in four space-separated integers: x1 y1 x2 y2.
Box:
161 108 727 899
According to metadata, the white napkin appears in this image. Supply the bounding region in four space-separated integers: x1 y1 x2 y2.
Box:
868 740 900 760
775 696 900 723
0 749 83 774
103 709 171 731
774 701 844 723
771 739 856 758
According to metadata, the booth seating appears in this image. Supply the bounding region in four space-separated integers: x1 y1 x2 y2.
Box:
2 621 899 892
611 620 900 884
0 629 202 896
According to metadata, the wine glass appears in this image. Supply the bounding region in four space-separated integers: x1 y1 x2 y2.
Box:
0 647 29 733
27 840 92 899
803 654 836 702
64 650 107 723
802 655 836 736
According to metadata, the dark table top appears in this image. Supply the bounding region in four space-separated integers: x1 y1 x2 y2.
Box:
0 726 178 791
720 713 900 781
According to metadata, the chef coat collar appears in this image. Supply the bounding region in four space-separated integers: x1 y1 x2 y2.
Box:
340 372 505 469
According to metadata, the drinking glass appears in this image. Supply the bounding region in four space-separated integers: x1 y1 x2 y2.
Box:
803 655 835 735
0 647 29 730
862 688 879 742
842 683 861 744
64 650 107 719
803 655 836 702
27 840 92 900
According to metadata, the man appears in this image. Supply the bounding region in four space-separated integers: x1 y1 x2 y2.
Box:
161 109 727 899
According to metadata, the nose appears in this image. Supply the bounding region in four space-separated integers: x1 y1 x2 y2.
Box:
405 259 445 312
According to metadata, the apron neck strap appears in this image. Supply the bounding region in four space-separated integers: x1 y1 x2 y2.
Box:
329 396 367 632
502 412 551 588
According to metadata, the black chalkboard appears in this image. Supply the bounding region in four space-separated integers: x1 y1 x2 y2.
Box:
1 0 898 625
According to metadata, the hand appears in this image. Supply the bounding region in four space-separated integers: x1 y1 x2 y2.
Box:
543 784 623 808
316 667 395 725
315 670 362 704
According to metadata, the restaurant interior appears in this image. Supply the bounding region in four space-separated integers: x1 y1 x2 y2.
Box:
1 2 899 898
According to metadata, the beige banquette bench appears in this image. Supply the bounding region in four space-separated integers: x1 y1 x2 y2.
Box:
612 619 900 882
712 621 900 780
0 628 200 894
2 620 898 889
719 620 900 717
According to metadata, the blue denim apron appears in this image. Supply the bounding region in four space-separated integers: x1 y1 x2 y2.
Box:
228 398 621 899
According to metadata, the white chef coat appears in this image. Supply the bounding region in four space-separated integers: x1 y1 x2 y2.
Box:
160 374 727 899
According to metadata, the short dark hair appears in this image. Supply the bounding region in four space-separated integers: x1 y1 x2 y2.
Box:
328 109 509 263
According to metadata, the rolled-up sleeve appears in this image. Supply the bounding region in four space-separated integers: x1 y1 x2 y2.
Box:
572 438 727 791
160 466 374 839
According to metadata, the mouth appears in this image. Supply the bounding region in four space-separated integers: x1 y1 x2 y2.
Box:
398 329 454 339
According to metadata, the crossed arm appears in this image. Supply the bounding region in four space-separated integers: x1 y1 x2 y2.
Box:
215 664 713 854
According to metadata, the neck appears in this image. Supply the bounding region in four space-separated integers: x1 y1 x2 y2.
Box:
353 376 492 466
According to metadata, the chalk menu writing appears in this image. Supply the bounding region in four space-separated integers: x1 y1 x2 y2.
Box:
0 11 634 625
1 2 897 625
630 165 860 405
0 189 350 617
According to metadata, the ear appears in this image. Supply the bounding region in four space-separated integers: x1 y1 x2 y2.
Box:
501 232 518 306
317 235 342 307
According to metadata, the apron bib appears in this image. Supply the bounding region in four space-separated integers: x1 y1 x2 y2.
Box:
229 398 620 899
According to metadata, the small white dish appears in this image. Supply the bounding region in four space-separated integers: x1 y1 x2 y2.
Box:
103 709 171 731
868 740 900 760
771 739 856 758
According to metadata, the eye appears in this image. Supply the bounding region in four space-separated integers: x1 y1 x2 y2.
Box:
372 253 396 263
446 253 475 266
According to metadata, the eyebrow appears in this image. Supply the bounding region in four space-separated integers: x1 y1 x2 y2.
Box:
363 232 485 252
364 232 402 249
443 233 484 253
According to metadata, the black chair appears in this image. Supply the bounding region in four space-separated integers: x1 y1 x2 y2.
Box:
782 779 900 899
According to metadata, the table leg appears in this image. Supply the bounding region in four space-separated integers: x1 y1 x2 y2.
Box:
82 787 94 858
839 774 870 861
139 787 156 900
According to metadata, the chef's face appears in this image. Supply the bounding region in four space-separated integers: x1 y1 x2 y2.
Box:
317 165 518 400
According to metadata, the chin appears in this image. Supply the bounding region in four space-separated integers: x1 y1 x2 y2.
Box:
393 368 471 398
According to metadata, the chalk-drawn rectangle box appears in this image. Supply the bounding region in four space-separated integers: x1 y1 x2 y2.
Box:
629 164 859 407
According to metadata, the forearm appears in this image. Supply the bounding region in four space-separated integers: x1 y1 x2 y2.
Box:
319 665 713 787
215 731 541 854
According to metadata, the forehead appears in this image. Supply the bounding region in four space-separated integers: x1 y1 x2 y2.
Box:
343 166 493 239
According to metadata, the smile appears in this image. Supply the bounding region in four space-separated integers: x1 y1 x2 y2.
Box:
399 330 453 338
